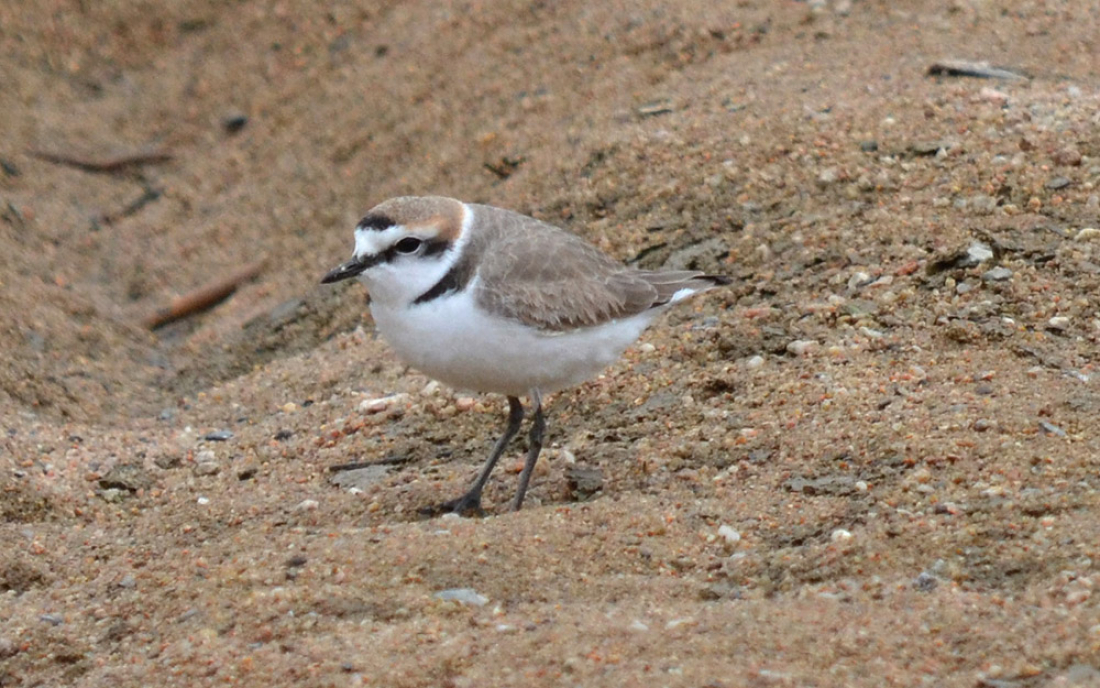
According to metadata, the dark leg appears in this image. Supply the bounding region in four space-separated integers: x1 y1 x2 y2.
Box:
424 396 524 517
511 391 545 512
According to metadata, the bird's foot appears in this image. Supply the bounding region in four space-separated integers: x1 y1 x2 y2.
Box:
418 491 485 518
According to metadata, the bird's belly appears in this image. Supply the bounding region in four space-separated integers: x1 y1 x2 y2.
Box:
370 292 656 397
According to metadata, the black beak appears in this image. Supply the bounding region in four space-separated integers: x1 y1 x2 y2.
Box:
321 256 371 284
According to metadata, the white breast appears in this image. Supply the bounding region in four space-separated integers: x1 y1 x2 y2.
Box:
368 282 661 397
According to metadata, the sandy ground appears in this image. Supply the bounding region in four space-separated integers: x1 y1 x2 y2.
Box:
2 0 1100 686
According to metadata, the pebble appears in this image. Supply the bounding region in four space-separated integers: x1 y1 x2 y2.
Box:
847 271 871 290
912 571 938 592
203 430 234 442
223 113 248 134
1052 147 1082 167
193 451 220 476
982 267 1013 282
197 496 210 505
358 393 409 414
1039 421 1066 438
830 529 853 542
99 463 153 492
193 461 219 476
99 488 125 503
39 614 64 626
717 525 741 545
967 242 994 263
294 499 319 512
329 465 389 491
154 454 182 469
565 466 604 500
817 167 840 186
1048 316 1070 330
786 340 819 356
1077 227 1100 241
433 588 488 606
0 637 16 659
745 355 765 369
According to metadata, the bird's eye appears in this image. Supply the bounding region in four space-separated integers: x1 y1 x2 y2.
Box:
394 237 423 255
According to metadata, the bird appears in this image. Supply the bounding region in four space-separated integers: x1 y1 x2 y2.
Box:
322 196 729 515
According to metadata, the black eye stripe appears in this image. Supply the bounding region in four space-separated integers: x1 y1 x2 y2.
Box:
379 237 450 264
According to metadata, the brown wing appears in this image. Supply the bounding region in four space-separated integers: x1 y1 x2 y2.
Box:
468 205 724 331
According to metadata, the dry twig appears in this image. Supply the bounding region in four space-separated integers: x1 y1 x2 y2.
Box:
143 260 265 330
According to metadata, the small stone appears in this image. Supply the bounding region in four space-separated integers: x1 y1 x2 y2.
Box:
154 453 182 469
854 480 868 492
39 614 64 626
329 466 389 491
433 588 488 606
193 452 220 476
1039 421 1066 438
1048 316 1070 330
565 466 604 501
717 525 741 545
99 488 126 503
913 572 938 592
745 355 765 369
978 86 1008 105
786 340 818 356
294 499 319 512
0 637 17 659
359 393 410 414
1046 177 1072 190
98 463 153 492
203 430 234 442
223 113 248 134
847 271 871 290
973 419 993 432
967 242 994 263
817 166 841 186
1076 227 1100 241
830 529 853 542
982 267 1013 282
699 583 739 600
192 462 220 477
1052 147 1082 167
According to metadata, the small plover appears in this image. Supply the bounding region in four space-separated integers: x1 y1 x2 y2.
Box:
322 196 728 515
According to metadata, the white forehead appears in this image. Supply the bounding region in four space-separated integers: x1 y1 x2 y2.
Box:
353 225 405 257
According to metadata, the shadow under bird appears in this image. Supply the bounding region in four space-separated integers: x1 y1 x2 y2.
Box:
322 196 729 515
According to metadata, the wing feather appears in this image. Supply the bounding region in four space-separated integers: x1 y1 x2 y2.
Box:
467 205 725 331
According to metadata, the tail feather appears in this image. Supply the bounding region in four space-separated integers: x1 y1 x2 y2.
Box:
637 270 730 306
